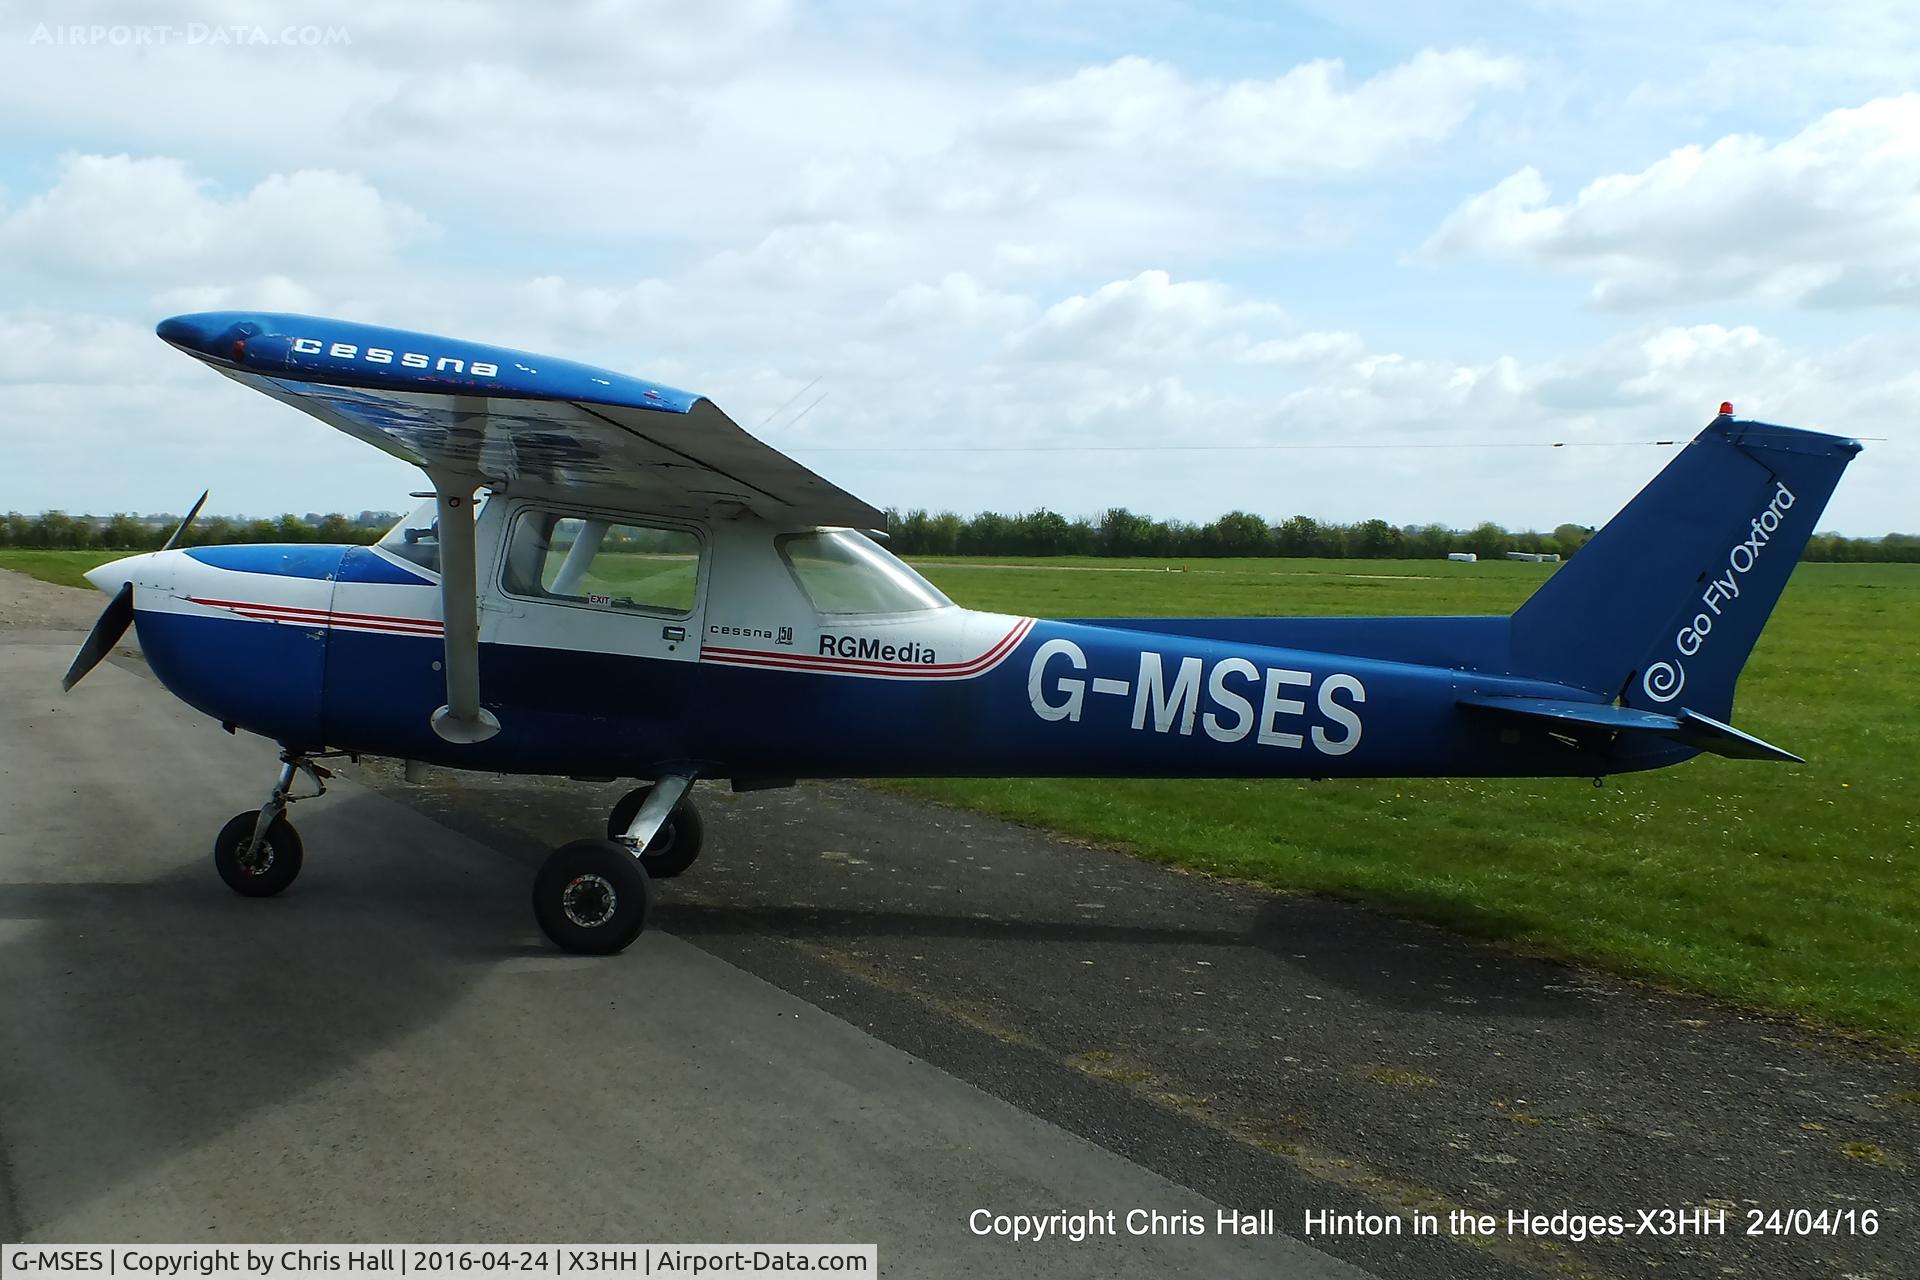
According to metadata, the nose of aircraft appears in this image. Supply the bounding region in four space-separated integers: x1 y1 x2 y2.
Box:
85 552 155 595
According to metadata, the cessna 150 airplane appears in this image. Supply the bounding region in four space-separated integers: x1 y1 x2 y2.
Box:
63 311 1860 955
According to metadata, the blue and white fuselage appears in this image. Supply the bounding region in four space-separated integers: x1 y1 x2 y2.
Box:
97 502 1677 785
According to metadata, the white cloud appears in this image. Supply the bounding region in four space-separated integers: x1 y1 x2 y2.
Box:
151 276 325 316
1603 1 1920 119
1425 95 1920 308
0 155 434 281
1254 324 1813 441
987 49 1522 176
0 311 181 386
0 19 1522 282
514 275 677 343
1235 330 1367 368
1010 270 1284 363
878 273 1033 333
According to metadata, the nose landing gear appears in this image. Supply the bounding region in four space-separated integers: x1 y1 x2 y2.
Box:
212 751 333 897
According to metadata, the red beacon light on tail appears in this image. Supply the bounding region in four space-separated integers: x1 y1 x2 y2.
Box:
1718 401 1734 416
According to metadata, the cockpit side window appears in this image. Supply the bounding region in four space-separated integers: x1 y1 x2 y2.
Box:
502 509 702 616
777 529 951 615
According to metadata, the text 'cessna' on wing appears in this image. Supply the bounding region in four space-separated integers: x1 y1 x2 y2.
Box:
291 337 503 378
1027 640 1365 756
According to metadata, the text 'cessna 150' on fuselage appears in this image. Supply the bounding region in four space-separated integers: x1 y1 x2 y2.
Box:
63 312 1861 954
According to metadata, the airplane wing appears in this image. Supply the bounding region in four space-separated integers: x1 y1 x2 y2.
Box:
155 312 880 528
158 311 880 744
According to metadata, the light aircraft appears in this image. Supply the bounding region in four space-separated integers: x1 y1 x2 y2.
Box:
64 312 1861 954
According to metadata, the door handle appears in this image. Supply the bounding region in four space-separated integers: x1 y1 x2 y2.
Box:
662 625 687 641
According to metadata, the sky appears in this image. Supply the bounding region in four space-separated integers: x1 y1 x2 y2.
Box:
2 0 1916 535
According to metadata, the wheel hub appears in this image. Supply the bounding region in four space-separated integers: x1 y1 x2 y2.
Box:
239 841 275 874
561 873 618 928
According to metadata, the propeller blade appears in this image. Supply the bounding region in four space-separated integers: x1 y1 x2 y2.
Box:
61 582 135 692
161 489 209 551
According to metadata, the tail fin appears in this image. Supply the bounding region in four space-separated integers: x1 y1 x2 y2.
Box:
1509 414 1860 720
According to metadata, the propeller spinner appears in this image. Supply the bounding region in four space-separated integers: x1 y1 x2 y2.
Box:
61 490 206 692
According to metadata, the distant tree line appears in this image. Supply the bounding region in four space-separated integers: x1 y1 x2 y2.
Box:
0 511 392 551
881 507 1920 563
3 507 1915 563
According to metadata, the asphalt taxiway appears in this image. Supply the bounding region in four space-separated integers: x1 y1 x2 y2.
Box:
0 633 1374 1276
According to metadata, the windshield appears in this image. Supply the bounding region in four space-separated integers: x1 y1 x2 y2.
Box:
377 495 489 574
778 529 951 615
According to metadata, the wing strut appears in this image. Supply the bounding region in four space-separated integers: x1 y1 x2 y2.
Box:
428 469 501 744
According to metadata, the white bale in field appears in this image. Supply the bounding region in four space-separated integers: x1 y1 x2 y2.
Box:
1446 552 1478 563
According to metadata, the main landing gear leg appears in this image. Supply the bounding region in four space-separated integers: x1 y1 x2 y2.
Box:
531 773 696 955
606 777 705 879
213 751 330 897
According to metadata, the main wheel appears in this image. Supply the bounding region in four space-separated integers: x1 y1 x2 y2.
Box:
533 839 654 954
606 786 705 879
213 810 304 897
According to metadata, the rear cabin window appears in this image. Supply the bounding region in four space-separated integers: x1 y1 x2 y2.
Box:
777 529 950 615
503 511 701 615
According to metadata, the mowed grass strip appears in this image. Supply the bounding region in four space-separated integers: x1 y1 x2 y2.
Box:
10 549 1916 1041
897 557 1920 1045
0 548 119 590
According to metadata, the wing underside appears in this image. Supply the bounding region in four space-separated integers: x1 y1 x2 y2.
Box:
162 310 880 528
228 371 880 526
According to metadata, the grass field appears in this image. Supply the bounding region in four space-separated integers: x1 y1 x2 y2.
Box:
0 548 111 590
902 556 1920 1046
6 547 1916 1043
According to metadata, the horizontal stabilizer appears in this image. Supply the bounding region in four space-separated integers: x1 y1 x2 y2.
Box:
1459 695 1803 764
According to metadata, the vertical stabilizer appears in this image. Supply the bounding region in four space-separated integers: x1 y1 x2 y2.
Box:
1509 415 1860 720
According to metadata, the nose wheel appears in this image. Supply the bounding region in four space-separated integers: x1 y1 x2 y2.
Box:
213 810 304 896
213 751 331 897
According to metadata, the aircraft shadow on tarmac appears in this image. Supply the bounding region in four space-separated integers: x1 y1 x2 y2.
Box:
654 891 1596 1021
0 790 525 1232
347 767 1600 1023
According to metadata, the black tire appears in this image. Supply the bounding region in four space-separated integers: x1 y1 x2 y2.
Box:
606 786 705 879
214 810 304 897
532 839 653 955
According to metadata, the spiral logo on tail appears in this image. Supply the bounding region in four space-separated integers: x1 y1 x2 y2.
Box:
1642 660 1685 704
